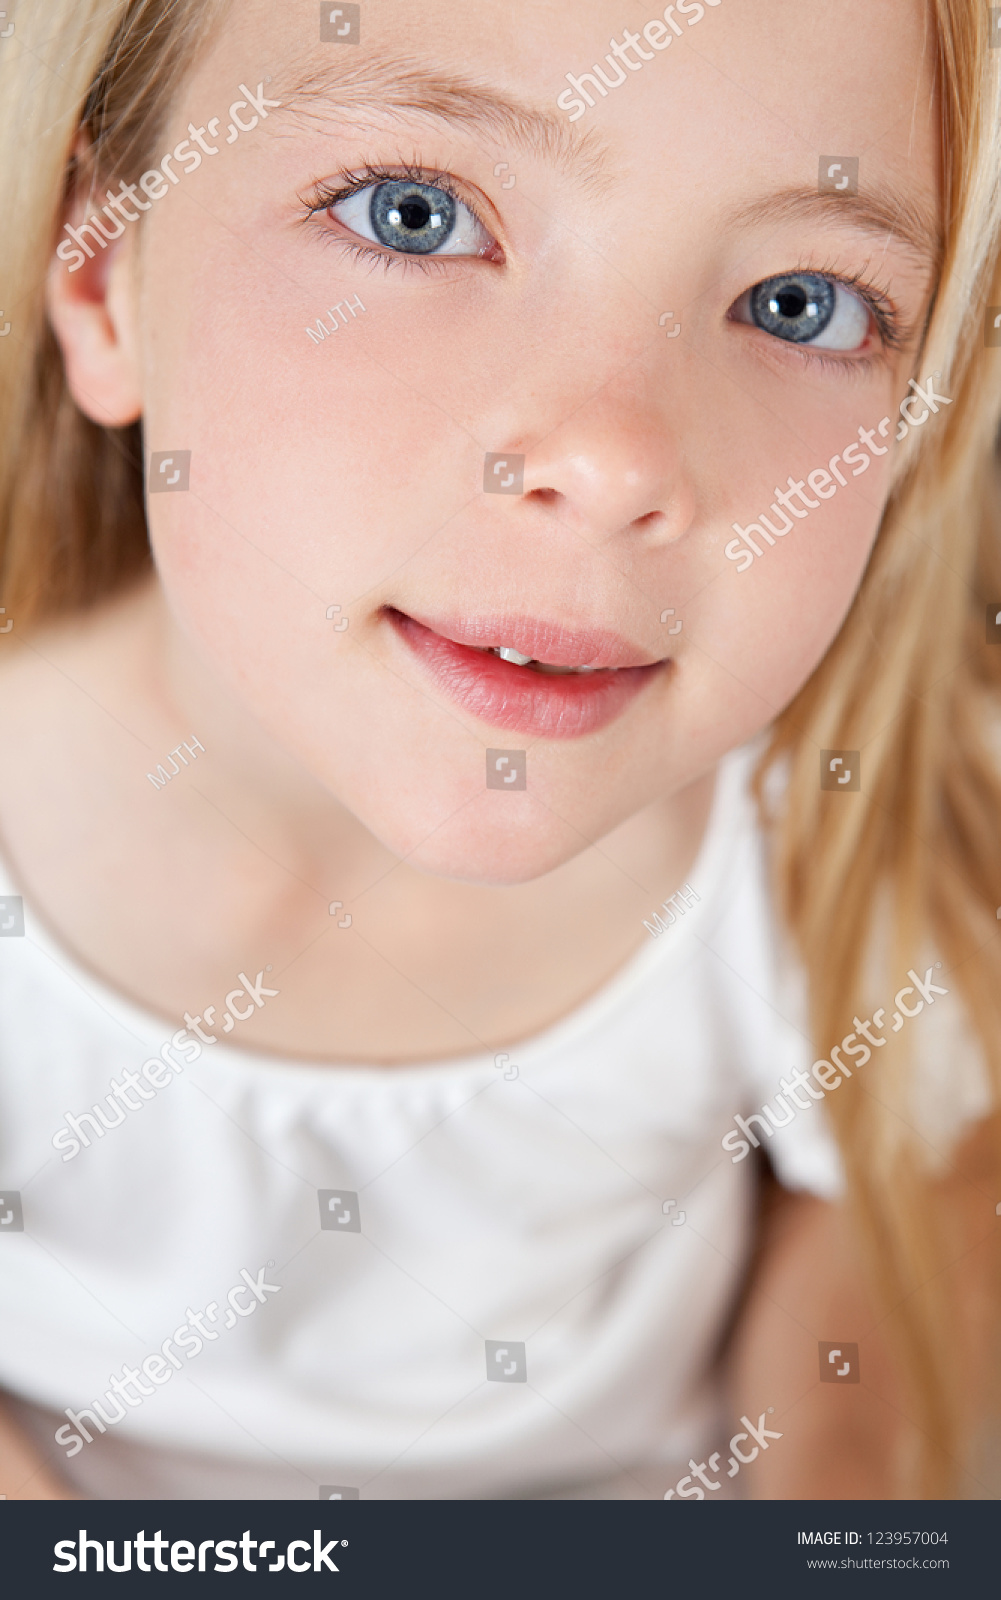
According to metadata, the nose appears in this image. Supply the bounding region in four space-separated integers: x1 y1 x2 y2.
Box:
512 373 695 548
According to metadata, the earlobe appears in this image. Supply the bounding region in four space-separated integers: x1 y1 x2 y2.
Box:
46 184 143 429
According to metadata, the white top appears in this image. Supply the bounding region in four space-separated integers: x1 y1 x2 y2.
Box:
0 742 979 1501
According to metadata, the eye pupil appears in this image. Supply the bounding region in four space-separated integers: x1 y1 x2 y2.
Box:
399 198 431 231
773 288 807 319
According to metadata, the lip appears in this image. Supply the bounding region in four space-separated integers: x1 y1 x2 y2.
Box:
399 610 660 670
388 609 667 740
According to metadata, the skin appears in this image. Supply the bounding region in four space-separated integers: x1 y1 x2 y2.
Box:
1 0 943 1061
0 0 965 1497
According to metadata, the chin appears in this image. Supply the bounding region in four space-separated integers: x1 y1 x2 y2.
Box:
366 804 593 887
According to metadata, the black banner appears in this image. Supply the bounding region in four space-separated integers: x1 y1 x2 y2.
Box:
0 1499 991 1595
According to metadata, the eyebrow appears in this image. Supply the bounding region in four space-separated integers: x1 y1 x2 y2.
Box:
721 186 942 270
272 51 612 189
274 54 942 267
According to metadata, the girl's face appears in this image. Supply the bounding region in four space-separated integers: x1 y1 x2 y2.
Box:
70 0 939 881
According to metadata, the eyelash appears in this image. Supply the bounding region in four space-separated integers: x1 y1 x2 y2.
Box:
300 165 910 362
301 160 495 277
775 258 909 372
826 269 902 348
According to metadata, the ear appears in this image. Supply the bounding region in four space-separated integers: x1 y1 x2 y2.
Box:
46 160 144 428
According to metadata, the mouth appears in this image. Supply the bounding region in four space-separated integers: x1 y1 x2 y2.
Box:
386 609 668 740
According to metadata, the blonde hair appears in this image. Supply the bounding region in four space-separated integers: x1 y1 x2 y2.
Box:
759 0 1001 1496
1 0 999 1498
0 0 221 620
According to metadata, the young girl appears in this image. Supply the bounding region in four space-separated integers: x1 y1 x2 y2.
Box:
0 0 998 1501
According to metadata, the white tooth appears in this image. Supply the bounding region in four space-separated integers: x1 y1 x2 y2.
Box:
491 647 613 674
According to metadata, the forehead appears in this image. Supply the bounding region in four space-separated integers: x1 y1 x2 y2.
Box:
194 2 938 121
179 0 940 245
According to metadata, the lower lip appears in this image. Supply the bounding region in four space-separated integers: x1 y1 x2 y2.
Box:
390 612 664 740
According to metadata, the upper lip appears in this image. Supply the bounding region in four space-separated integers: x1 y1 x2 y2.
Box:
392 610 664 670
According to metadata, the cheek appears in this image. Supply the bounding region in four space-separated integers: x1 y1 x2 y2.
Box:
149 512 317 686
711 493 882 712
691 360 896 708
139 212 473 598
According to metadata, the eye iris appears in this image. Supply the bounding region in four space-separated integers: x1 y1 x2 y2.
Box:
370 181 456 254
751 273 836 343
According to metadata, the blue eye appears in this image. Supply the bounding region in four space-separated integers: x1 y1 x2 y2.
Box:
329 179 493 257
732 271 871 352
